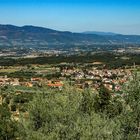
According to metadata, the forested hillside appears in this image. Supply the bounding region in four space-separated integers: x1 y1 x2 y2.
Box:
1 24 140 48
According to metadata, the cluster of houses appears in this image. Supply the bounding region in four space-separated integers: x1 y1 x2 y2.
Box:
61 68 131 92
0 76 20 86
0 67 132 92
0 76 64 89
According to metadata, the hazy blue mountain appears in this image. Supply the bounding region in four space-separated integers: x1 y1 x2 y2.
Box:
0 24 140 48
83 31 118 36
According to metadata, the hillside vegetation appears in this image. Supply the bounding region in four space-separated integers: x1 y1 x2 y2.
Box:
0 73 140 139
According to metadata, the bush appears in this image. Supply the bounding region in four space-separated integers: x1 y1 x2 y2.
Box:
19 86 122 140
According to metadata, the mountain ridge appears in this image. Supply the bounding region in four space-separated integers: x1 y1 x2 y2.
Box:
0 24 140 48
83 31 119 36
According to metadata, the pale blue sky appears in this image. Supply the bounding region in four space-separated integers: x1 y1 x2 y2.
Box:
0 0 140 34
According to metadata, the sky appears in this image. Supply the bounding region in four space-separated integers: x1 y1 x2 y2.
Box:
0 0 140 34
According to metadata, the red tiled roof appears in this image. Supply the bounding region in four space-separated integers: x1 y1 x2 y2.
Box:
47 83 63 87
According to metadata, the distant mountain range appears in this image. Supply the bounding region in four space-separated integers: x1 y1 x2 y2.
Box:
83 31 119 36
0 24 140 48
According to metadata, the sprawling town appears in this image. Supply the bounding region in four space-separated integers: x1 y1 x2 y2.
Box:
0 63 134 91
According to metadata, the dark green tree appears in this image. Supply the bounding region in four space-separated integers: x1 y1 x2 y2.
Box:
120 73 140 139
94 84 111 113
